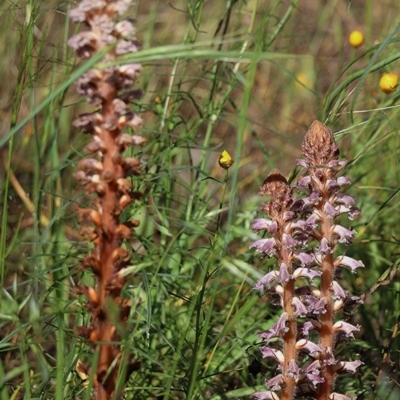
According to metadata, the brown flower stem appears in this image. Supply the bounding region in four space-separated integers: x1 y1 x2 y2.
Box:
317 254 334 400
282 278 296 400
317 194 335 399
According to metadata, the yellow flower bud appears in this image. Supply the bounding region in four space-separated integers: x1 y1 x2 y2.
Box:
218 150 233 169
379 73 398 93
349 30 364 48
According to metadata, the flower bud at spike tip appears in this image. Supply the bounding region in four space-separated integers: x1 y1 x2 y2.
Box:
219 150 233 169
348 30 364 48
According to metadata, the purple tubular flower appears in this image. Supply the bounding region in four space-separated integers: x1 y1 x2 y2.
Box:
266 374 285 391
249 238 277 257
316 237 333 256
260 346 284 364
296 159 308 169
306 295 326 314
332 321 360 338
252 218 274 232
324 201 340 219
300 360 324 387
296 339 323 356
334 255 365 273
253 270 279 291
294 252 315 267
293 267 322 282
257 313 289 342
278 263 291 283
114 20 135 38
299 320 319 337
297 175 312 187
252 392 280 400
330 281 347 300
326 179 340 192
306 213 320 228
335 193 356 206
336 176 352 187
67 31 98 58
331 224 356 244
282 233 297 250
335 360 363 373
291 297 309 317
287 360 301 379
283 211 296 221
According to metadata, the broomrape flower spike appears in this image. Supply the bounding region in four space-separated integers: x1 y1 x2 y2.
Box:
68 1 145 399
251 121 363 400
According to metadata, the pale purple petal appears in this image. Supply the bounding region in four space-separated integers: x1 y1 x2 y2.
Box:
283 211 296 221
293 267 322 282
326 179 340 191
330 281 346 300
308 296 326 314
337 176 351 186
324 201 339 219
317 238 333 256
252 218 274 231
324 347 336 365
306 371 324 387
253 271 279 291
304 191 322 207
260 346 284 364
304 360 324 386
252 391 280 400
294 252 315 267
348 206 360 220
335 360 363 373
70 8 87 22
335 255 365 273
333 321 360 338
327 158 348 168
299 321 319 337
266 374 284 391
287 359 300 379
297 175 311 187
304 360 322 374
335 193 356 206
292 297 308 317
250 238 277 257
282 233 297 250
331 225 356 243
257 313 289 342
278 263 291 283
296 339 323 356
296 159 308 169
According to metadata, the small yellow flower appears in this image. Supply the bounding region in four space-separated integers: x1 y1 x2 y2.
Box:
349 30 364 48
379 73 398 93
295 73 313 90
218 150 233 169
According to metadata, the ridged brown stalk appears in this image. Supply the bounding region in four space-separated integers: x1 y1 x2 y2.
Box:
68 1 144 399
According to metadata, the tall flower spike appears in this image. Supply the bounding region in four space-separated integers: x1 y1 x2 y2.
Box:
250 170 323 400
251 122 363 400
297 121 363 398
69 2 145 399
